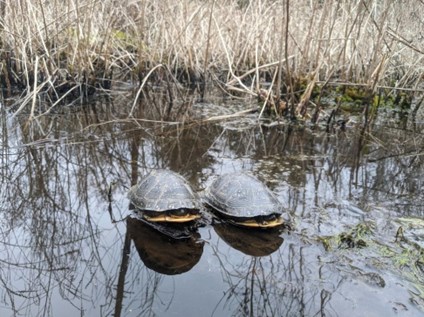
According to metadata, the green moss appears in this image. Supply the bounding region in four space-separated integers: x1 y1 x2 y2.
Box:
329 85 415 116
344 87 370 100
319 222 374 251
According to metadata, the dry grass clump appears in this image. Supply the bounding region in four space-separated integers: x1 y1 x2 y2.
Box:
0 0 423 118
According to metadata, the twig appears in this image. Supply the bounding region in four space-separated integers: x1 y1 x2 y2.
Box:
129 64 163 117
204 108 258 122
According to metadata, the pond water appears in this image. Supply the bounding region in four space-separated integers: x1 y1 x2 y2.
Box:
0 91 423 317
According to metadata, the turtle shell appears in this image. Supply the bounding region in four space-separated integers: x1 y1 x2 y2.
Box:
204 173 285 228
128 169 201 222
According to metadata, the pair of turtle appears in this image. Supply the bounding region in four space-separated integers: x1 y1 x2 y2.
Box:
128 169 289 228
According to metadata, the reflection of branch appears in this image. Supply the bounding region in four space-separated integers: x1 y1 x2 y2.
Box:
0 270 17 315
113 223 131 317
211 237 343 317
367 147 424 162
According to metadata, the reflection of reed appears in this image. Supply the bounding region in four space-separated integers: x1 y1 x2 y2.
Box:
211 223 285 316
113 223 131 317
216 123 424 218
211 236 342 317
112 218 204 316
0 103 138 316
0 96 219 316
0 93 423 316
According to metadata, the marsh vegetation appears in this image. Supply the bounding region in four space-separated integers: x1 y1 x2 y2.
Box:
0 0 423 122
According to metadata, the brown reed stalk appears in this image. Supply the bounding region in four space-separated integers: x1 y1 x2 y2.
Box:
201 0 216 99
275 0 285 102
284 0 295 118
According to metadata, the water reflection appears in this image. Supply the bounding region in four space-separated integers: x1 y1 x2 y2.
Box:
0 94 423 316
213 223 283 256
127 217 204 275
209 230 343 317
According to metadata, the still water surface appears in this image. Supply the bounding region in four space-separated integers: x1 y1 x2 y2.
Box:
0 93 423 316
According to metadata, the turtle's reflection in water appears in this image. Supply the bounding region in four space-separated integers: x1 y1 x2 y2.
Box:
127 217 204 275
213 222 284 256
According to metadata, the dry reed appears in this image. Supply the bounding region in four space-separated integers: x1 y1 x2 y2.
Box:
0 0 423 118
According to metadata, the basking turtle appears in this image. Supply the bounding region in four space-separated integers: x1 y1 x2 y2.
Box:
204 173 288 228
128 169 201 223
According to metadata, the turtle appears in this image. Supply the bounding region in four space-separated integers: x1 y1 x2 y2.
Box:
204 172 288 228
128 169 201 223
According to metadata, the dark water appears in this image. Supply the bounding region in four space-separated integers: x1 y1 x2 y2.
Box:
0 93 423 317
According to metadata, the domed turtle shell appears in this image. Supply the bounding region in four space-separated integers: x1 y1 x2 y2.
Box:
204 173 286 228
128 169 201 222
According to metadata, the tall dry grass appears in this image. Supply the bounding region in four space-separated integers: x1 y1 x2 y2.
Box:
0 0 423 117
